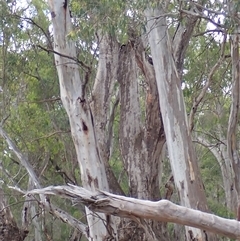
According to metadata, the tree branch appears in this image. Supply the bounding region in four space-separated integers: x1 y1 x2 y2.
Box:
36 44 90 71
0 126 89 238
26 184 240 239
188 33 227 132
9 185 89 237
0 126 41 188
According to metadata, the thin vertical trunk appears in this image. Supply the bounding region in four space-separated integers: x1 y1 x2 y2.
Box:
22 179 42 241
145 7 216 240
227 5 240 221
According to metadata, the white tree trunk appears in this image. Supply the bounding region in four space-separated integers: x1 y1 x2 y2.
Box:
47 1 116 240
145 8 215 240
227 9 240 221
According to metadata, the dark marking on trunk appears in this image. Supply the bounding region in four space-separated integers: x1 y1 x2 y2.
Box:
51 11 56 18
63 0 67 9
86 169 93 187
237 204 240 221
86 169 99 188
94 178 99 188
188 230 194 240
82 121 88 132
77 96 85 104
203 230 208 241
23 207 28 224
63 0 67 32
180 180 184 189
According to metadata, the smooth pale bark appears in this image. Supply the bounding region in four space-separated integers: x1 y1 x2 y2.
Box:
145 8 215 240
47 1 116 240
0 126 41 190
27 185 240 240
219 139 237 213
155 6 202 239
227 14 240 220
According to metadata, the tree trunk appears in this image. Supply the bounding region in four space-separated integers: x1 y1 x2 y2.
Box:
145 7 216 240
117 37 167 240
91 34 124 196
47 1 116 240
227 4 240 221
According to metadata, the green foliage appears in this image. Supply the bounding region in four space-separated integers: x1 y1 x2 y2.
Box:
0 0 239 240
0 1 79 239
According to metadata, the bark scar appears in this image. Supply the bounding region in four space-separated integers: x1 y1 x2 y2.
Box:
51 11 56 18
63 0 67 9
82 121 88 132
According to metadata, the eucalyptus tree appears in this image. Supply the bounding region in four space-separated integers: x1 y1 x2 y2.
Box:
181 0 240 219
0 0 80 240
2 0 240 241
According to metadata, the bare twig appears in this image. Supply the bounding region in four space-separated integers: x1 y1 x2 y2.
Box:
188 33 227 132
12 15 52 48
0 126 41 188
19 97 61 104
36 45 90 71
30 130 70 142
193 29 224 37
0 127 89 238
191 2 227 16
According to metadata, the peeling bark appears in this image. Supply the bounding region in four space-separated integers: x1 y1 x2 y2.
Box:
118 42 165 201
134 37 165 201
117 38 167 240
118 43 144 198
